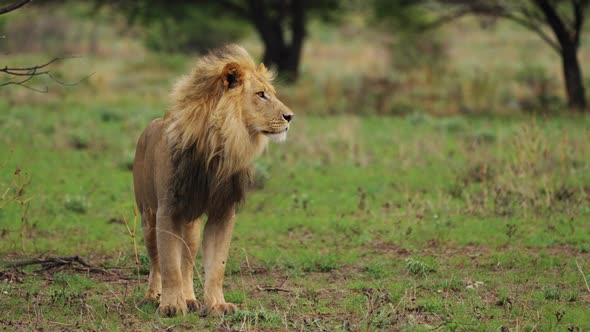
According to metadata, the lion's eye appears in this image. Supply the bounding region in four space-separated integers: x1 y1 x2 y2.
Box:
256 91 267 100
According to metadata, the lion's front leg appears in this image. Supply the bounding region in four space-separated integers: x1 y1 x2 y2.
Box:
181 218 201 313
156 212 187 317
202 209 237 316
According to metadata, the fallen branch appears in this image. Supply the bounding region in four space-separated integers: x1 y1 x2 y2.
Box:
256 285 290 293
5 255 111 274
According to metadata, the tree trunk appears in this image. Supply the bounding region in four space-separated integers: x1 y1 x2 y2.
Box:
280 0 305 82
247 0 304 83
534 0 588 111
561 45 587 111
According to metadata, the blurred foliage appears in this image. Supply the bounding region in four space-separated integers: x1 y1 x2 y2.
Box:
372 0 590 111
515 65 564 113
141 5 249 53
89 0 343 81
371 0 449 76
373 0 432 32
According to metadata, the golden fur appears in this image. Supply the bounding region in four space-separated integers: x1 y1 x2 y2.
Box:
133 45 293 316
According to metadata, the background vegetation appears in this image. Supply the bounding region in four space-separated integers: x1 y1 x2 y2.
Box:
0 1 589 331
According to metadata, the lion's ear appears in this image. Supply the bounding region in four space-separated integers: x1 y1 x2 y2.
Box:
222 62 244 90
257 63 267 73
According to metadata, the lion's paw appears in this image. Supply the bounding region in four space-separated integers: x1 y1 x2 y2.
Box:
141 292 160 306
204 302 237 316
158 297 187 317
186 299 200 313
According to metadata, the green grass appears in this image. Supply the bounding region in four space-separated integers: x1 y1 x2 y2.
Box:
1 96 589 330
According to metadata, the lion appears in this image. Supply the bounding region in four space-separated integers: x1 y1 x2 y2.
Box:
132 45 293 317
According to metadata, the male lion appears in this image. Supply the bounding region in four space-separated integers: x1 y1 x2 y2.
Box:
133 45 293 317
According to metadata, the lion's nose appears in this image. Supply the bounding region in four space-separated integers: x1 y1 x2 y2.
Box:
283 113 293 122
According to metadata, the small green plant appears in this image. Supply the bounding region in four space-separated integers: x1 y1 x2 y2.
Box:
505 223 518 243
565 290 579 302
496 290 513 308
64 195 89 214
405 258 435 276
292 192 310 211
543 287 561 300
138 253 150 275
69 132 90 150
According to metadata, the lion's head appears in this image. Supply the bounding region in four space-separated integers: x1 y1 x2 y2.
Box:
165 45 293 181
221 60 293 143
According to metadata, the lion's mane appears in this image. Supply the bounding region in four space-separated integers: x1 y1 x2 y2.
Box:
163 45 272 221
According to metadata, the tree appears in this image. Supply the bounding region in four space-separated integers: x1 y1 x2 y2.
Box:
98 0 341 82
376 0 590 112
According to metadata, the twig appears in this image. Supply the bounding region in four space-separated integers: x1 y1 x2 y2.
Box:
256 285 290 293
0 0 32 16
278 274 289 288
575 259 590 294
0 56 89 92
122 208 141 283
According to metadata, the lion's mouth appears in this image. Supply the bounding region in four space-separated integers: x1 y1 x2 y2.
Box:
261 127 288 135
261 128 288 142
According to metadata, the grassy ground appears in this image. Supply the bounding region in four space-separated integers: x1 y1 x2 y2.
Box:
1 7 590 331
1 100 589 330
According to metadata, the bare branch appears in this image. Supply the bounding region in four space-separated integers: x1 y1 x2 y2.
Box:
0 0 31 16
573 0 589 46
496 11 561 53
48 71 95 86
416 3 561 53
0 56 88 93
418 8 472 30
0 70 49 93
1 56 69 72
463 1 562 53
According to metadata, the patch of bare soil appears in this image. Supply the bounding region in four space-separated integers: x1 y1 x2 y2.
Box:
367 241 411 256
366 240 588 261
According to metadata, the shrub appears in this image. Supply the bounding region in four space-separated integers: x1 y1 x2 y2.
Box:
405 258 435 276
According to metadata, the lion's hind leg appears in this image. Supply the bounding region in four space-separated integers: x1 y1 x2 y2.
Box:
181 218 201 312
141 210 161 304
